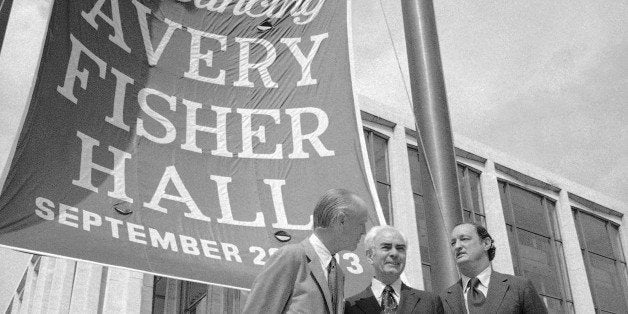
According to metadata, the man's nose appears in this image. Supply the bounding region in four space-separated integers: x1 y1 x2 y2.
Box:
453 240 462 250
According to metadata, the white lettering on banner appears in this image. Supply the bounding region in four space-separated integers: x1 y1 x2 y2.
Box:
106 68 133 132
237 108 282 159
221 242 242 262
184 28 227 84
149 228 179 252
105 216 123 238
180 235 201 255
144 166 213 222
281 33 329 86
70 1 330 88
81 0 131 52
137 88 178 144
56 35 107 104
265 179 313 230
35 197 55 221
234 37 278 88
286 107 335 158
200 239 222 259
181 99 232 157
133 87 335 158
176 0 327 25
34 197 367 273
71 133 320 229
59 204 79 228
33 197 257 262
132 0 183 66
72 131 133 203
82 209 103 231
127 222 148 244
212 175 266 227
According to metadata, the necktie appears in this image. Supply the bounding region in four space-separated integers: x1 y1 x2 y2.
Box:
328 257 338 313
381 285 397 313
467 277 485 312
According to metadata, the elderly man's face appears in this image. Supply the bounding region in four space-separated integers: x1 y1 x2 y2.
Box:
368 229 406 283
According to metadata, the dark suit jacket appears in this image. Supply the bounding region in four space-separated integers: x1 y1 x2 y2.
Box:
345 283 444 313
441 271 547 314
243 238 345 314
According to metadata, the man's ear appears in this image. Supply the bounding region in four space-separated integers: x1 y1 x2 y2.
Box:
365 249 374 264
482 237 492 251
337 212 346 225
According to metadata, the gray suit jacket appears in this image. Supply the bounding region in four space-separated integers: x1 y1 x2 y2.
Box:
243 238 345 314
441 271 547 314
344 283 444 313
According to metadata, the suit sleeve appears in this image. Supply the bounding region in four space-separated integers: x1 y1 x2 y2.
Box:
522 278 548 314
242 246 299 313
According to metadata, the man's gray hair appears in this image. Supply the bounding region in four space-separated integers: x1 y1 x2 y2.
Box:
313 189 361 228
364 225 407 252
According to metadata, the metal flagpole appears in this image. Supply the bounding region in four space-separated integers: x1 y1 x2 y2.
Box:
400 0 463 293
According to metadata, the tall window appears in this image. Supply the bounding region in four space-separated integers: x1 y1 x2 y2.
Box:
457 164 485 225
407 145 432 291
180 281 209 313
573 209 628 313
499 181 573 313
364 129 392 224
152 276 167 314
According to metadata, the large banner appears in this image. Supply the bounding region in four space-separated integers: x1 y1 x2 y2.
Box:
0 0 379 292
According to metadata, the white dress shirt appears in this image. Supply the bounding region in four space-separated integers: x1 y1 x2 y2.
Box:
461 265 492 313
370 277 402 306
309 234 335 281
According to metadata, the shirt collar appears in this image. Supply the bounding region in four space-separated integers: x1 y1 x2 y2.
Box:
461 265 492 291
371 277 402 300
309 233 333 270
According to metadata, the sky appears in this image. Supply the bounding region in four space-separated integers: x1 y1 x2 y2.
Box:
1 0 628 310
352 0 628 206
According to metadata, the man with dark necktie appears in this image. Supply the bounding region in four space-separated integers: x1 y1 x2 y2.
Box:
441 222 547 314
345 226 443 313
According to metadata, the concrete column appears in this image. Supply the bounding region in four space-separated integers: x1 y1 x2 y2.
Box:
68 262 103 313
27 257 57 314
481 160 514 274
557 190 595 312
389 126 424 288
43 259 76 313
140 274 155 313
101 268 145 313
162 278 181 313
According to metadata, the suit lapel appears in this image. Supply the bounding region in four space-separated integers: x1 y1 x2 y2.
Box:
444 280 466 313
302 239 334 313
398 283 420 313
485 271 509 313
354 286 381 313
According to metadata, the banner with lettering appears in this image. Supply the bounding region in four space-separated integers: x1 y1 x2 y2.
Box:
0 0 380 293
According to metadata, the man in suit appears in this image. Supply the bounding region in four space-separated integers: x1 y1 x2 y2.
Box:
243 189 369 313
442 222 547 314
345 225 444 313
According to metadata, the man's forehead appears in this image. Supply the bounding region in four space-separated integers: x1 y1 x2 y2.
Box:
376 230 406 245
452 224 477 237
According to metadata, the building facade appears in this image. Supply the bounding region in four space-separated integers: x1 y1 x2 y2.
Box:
4 93 628 314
